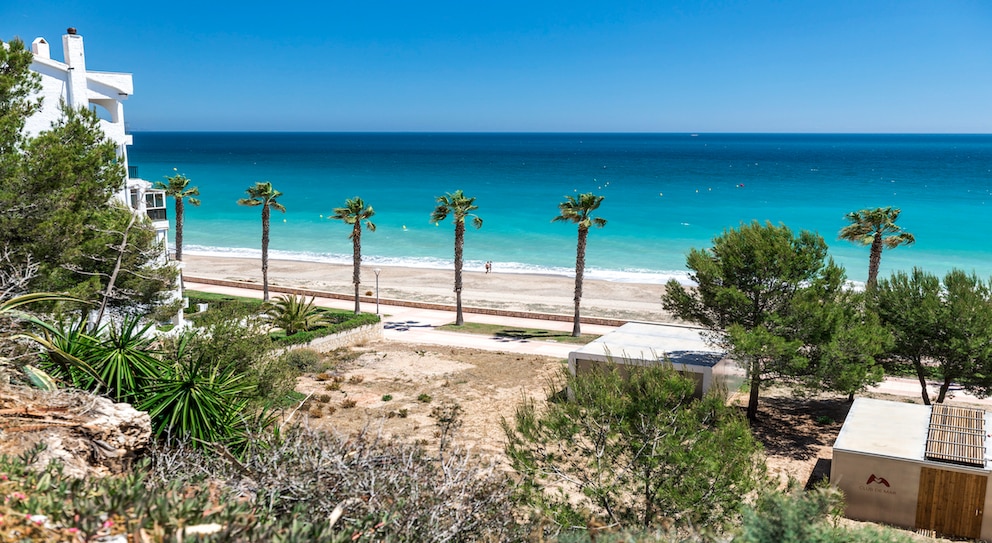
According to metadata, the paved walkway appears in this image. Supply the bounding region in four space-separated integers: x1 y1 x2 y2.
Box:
186 281 617 359
184 281 992 407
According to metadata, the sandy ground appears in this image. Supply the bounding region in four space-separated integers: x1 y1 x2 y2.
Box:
182 254 675 323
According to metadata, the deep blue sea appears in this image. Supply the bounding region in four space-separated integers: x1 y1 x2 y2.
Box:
128 133 992 286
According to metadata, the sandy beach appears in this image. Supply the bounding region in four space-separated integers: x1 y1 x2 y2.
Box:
181 254 675 323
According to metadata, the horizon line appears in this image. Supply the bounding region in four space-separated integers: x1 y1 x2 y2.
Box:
126 130 992 136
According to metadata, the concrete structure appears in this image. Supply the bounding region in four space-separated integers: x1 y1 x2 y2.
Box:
567 322 744 396
831 398 992 540
25 29 180 322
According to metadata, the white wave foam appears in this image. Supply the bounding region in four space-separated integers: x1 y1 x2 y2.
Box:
184 245 693 285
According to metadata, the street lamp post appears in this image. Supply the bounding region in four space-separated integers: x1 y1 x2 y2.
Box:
373 268 382 315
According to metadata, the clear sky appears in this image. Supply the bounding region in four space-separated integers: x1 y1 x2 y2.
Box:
3 1 991 132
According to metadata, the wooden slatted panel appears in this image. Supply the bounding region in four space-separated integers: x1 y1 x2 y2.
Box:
925 404 986 467
916 467 987 540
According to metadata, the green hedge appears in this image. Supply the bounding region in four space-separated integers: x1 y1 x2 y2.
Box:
272 312 380 347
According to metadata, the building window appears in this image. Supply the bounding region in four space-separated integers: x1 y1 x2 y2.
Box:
145 192 165 209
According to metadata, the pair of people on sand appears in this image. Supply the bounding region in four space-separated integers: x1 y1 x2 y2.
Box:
484 261 492 274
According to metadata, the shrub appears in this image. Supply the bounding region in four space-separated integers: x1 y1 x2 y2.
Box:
146 425 527 541
272 313 380 348
504 362 765 536
417 393 432 403
341 398 357 409
382 394 393 401
348 374 364 384
280 348 323 372
739 483 914 543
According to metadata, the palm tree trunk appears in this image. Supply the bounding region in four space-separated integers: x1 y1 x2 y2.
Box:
352 222 362 314
572 226 587 336
175 198 184 261
454 220 465 326
261 204 270 302
867 233 883 290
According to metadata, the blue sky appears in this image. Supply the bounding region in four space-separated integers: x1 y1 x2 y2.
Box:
4 1 990 132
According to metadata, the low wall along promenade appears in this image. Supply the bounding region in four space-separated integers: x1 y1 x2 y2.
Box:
184 276 628 328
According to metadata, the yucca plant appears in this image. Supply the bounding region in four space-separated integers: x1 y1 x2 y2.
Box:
5 292 107 390
33 317 100 387
140 332 256 446
265 294 327 336
88 315 162 402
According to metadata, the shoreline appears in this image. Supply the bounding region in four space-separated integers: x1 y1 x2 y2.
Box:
181 254 676 323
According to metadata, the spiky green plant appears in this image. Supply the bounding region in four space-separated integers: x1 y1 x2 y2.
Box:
140 332 256 446
88 316 162 402
265 294 327 336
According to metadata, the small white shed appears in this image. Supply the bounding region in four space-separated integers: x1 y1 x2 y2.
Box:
567 322 744 396
831 398 992 540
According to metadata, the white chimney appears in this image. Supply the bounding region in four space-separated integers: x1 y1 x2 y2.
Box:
31 37 50 58
62 28 89 110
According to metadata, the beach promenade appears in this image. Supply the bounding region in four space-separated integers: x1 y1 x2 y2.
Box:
185 280 618 359
185 279 992 407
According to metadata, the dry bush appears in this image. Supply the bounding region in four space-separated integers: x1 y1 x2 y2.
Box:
341 399 357 409
147 424 526 542
348 375 364 384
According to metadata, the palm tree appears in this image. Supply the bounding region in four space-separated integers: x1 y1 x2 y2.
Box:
238 182 285 301
331 197 376 314
554 193 607 336
839 206 915 290
265 294 328 335
154 169 200 261
431 190 482 326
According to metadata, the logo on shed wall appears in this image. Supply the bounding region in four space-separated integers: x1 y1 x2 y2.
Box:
859 473 896 495
866 474 890 487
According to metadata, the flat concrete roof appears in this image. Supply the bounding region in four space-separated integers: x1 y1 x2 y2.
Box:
570 322 725 368
834 398 932 462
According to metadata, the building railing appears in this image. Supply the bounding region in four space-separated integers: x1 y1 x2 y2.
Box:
128 165 139 179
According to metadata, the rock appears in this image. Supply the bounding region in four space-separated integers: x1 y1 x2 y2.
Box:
0 385 151 478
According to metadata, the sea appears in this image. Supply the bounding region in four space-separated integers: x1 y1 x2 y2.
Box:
128 133 992 287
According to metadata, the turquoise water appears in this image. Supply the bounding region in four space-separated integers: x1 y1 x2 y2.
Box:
128 133 992 286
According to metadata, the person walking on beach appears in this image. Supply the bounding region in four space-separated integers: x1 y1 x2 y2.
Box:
485 261 492 274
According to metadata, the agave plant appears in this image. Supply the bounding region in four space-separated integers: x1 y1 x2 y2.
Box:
264 294 327 336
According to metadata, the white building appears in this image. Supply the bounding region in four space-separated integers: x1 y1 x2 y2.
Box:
25 28 182 323
568 322 745 397
25 27 169 251
832 398 992 540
